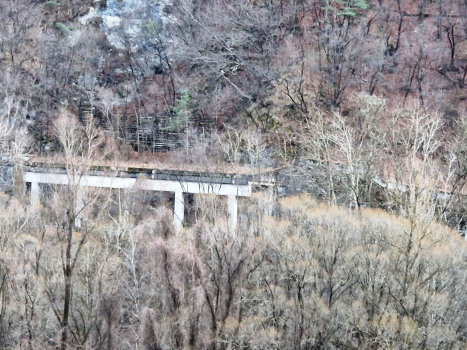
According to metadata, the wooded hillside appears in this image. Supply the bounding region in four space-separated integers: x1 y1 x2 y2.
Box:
1 0 467 349
2 0 467 153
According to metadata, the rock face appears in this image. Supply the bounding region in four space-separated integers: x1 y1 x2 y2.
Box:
96 0 172 50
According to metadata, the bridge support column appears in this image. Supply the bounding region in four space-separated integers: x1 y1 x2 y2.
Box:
30 182 40 212
227 195 237 234
120 189 130 219
266 186 277 216
75 188 84 229
174 191 184 232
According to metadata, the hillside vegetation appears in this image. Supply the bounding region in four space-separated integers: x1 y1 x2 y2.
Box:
1 0 467 349
2 0 467 152
1 193 467 349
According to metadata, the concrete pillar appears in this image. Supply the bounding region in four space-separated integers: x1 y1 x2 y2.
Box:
174 191 184 232
227 195 238 234
266 186 277 216
30 182 40 212
75 188 84 229
121 189 130 219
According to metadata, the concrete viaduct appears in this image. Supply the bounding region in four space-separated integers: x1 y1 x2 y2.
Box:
22 160 277 232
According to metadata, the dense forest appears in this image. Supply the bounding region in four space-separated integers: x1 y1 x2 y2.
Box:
1 0 467 349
